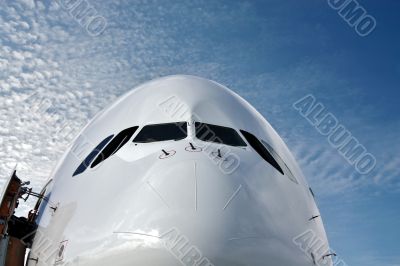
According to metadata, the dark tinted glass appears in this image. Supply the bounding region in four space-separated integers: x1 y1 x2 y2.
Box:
73 135 114 176
133 122 187 143
195 122 247 147
261 140 298 183
240 130 284 175
91 126 139 168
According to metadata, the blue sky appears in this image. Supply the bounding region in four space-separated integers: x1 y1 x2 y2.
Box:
0 0 399 265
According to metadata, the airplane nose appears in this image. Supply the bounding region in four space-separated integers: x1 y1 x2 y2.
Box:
98 159 277 266
71 159 311 266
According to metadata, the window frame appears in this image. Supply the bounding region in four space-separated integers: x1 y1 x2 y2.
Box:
73 134 114 177
260 139 298 184
132 122 188 143
91 126 139 168
239 130 284 175
195 122 247 147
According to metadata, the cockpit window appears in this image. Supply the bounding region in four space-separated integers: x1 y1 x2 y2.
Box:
261 140 298 184
73 135 114 176
195 122 247 147
91 126 139 168
133 122 187 143
240 130 284 175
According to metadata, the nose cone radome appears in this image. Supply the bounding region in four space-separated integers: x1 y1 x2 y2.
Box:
78 159 312 266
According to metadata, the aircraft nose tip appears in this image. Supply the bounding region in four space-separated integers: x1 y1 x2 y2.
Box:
102 159 257 265
141 163 272 264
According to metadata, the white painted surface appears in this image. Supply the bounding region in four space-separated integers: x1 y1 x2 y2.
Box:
27 75 332 266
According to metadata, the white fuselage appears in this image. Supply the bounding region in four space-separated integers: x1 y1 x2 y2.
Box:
27 75 332 266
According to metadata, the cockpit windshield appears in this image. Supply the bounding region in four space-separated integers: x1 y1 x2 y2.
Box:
195 122 247 147
133 122 187 143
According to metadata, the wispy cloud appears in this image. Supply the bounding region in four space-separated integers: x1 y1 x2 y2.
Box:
0 1 399 264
